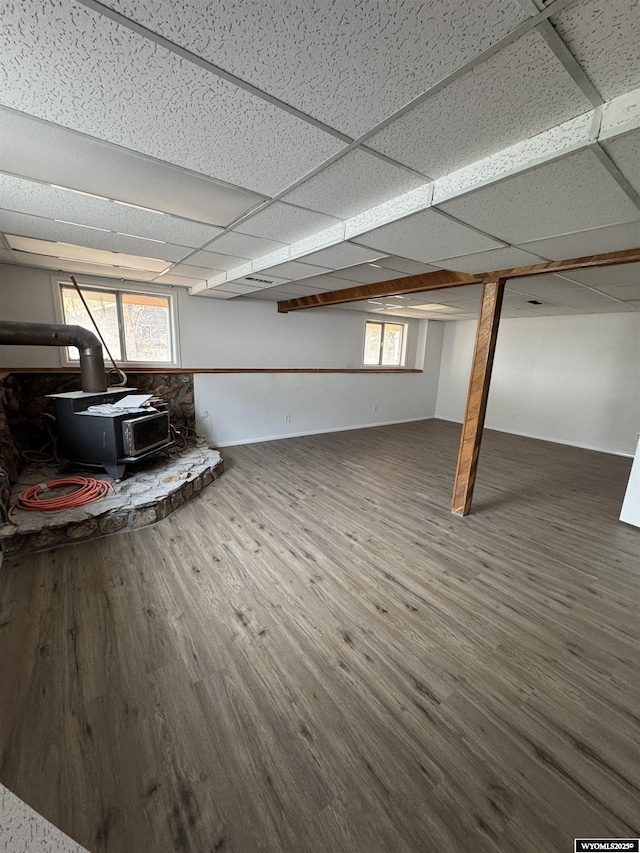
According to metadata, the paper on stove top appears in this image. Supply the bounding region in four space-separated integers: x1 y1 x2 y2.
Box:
112 394 154 408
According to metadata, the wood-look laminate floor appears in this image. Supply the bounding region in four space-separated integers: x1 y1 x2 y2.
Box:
0 420 638 853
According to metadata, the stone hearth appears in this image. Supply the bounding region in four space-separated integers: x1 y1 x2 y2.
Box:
0 445 223 557
0 370 196 523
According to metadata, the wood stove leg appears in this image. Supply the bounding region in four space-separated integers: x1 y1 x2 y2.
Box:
104 464 126 480
451 277 505 517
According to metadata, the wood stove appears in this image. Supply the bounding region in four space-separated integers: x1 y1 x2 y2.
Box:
48 388 173 478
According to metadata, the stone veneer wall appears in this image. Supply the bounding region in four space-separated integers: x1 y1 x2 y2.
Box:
0 381 20 523
0 372 195 522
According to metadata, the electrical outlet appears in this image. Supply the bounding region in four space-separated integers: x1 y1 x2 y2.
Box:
372 404 378 413
284 414 291 423
511 413 517 421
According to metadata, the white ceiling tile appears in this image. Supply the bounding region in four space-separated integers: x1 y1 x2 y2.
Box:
249 248 290 271
427 284 481 299
291 224 345 257
0 210 190 261
560 261 640 286
501 290 558 310
301 242 387 270
517 221 640 261
435 295 483 309
5 251 159 280
345 184 433 239
333 265 410 284
235 202 341 243
328 301 369 311
550 0 640 100
185 249 250 270
152 274 205 287
277 281 332 291
101 0 527 137
603 130 640 195
436 246 547 273
232 262 260 280
241 288 292 301
508 273 623 307
511 304 581 316
354 208 502 263
261 261 332 280
587 282 640 301
0 109 264 227
0 174 224 246
282 150 428 218
431 112 595 207
373 309 434 319
204 231 287 260
368 30 592 179
210 281 262 294
328 278 379 291
505 273 565 291
438 150 640 244
192 289 236 299
284 273 357 291
230 273 291 288
400 286 478 303
407 307 467 317
374 257 441 275
166 262 224 279
260 283 327 297
1 0 344 196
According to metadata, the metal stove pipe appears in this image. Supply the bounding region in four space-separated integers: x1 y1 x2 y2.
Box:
0 321 107 392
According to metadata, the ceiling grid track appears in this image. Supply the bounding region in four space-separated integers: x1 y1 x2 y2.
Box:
2 0 639 319
514 0 604 107
2 0 583 290
588 144 640 211
72 0 353 145
70 0 585 280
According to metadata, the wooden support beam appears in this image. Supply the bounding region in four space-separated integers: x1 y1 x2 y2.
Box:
277 269 480 312
276 246 640 313
451 277 506 517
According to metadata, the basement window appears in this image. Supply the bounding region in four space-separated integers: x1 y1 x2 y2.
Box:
363 320 406 367
59 282 176 365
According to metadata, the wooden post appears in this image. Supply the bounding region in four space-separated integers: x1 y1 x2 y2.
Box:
452 277 506 516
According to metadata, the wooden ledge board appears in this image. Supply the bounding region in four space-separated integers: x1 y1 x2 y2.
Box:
0 367 422 375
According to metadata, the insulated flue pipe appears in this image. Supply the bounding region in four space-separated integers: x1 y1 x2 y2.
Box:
0 321 107 392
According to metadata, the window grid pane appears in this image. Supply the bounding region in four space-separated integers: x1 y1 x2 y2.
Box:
121 292 172 363
61 287 122 361
364 320 404 366
60 285 174 365
364 322 383 365
381 323 403 366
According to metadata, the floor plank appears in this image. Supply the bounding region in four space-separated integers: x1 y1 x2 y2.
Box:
0 419 638 852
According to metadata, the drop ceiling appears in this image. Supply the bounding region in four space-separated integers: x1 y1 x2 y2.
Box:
0 0 639 322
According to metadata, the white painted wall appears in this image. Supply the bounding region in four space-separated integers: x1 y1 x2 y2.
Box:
0 265 61 367
3 264 638 453
436 313 640 456
0 264 443 445
179 282 443 446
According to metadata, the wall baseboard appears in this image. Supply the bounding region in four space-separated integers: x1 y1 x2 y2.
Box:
213 416 435 448
434 417 634 458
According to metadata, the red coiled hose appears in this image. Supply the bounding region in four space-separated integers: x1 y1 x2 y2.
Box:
9 476 114 523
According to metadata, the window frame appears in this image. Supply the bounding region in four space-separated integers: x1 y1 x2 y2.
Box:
362 317 408 367
53 275 181 368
